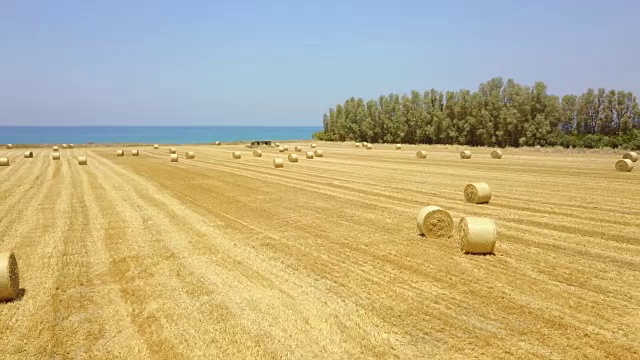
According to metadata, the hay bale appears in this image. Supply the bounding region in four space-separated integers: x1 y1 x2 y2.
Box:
153 144 159 149
306 151 314 159
0 158 9 166
215 141 221 146
24 151 33 158
416 206 454 238
294 146 302 152
0 252 19 302
232 151 242 159
623 152 638 162
68 144 74 149
278 146 285 152
490 150 503 159
460 150 471 159
273 158 284 168
288 154 299 162
362 142 369 147
185 151 195 159
62 144 68 149
616 159 634 172
464 182 492 204
170 154 178 162
131 150 139 156
116 150 124 157
78 156 88 165
366 144 372 150
253 150 263 157
52 153 60 160
314 150 324 157
275 142 280 147
53 146 59 152
283 146 289 151
169 148 177 154
395 144 402 150
311 143 317 148
355 143 361 147
458 217 497 254
416 150 427 159
5 144 12 149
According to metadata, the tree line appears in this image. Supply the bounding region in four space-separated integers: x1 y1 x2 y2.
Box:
314 77 640 149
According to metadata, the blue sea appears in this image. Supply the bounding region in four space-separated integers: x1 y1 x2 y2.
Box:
0 126 323 145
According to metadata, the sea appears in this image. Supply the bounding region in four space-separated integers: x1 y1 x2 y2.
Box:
0 126 323 145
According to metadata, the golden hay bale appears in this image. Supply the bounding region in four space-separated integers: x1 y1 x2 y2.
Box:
460 150 471 159
288 154 299 162
68 144 74 149
458 217 497 254
615 159 634 172
314 150 324 157
0 158 9 166
24 151 33 158
78 156 88 165
232 151 242 159
623 152 638 162
362 142 369 146
311 143 317 148
116 150 124 157
294 146 302 152
416 150 427 159
273 158 284 168
62 144 68 149
6 144 12 149
169 147 177 154
153 144 159 149
283 146 289 151
53 146 59 152
305 151 314 159
366 144 373 150
490 150 503 159
0 252 19 302
170 154 178 162
131 150 139 156
52 153 60 160
253 150 263 157
464 182 492 204
416 206 454 238
355 142 361 147
395 144 402 149
278 146 285 152
185 151 195 159
215 141 221 146
275 142 280 147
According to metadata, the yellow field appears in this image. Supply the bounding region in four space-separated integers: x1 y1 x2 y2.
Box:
0 142 638 359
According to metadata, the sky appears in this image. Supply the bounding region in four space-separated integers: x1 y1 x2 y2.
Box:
1 0 639 126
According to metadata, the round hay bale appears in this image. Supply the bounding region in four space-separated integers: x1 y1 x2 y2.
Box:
52 153 60 160
0 252 19 302
131 150 139 156
314 150 324 157
278 146 285 152
458 217 497 254
6 144 12 149
62 144 68 149
355 142 361 147
253 150 263 157
294 146 302 152
362 142 369 147
185 151 195 159
215 141 221 146
305 151 314 159
366 144 373 150
53 146 59 152
615 159 634 172
416 150 427 159
623 152 638 162
275 142 280 147
460 150 471 159
416 206 454 238
153 144 159 149
288 154 299 162
395 144 402 150
169 148 177 154
68 144 74 149
283 146 289 151
78 156 88 165
24 151 33 158
170 154 178 162
311 143 317 148
116 150 124 157
0 158 9 166
232 151 242 159
273 158 284 168
490 150 503 159
464 182 492 204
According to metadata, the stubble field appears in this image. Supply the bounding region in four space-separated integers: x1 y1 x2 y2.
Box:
0 142 638 359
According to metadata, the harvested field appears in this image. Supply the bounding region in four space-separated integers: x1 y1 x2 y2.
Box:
0 142 638 359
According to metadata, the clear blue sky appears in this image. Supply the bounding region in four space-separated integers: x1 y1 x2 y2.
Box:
1 0 638 126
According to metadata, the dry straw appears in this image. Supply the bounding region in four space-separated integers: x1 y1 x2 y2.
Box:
170 154 178 162
615 159 634 172
62 144 68 149
460 150 472 159
0 158 9 166
5 144 12 149
311 143 317 148
131 150 139 156
416 150 427 159
78 156 88 165
396 144 402 149
366 144 373 150
464 182 492 204
52 153 60 160
68 144 74 149
0 252 19 302
294 146 302 152
355 143 361 147
416 206 454 238
53 146 59 152
185 151 195 159
232 151 242 159
253 150 263 157
314 150 324 157
153 144 159 149
623 152 638 162
273 158 284 168
24 152 33 158
306 151 314 159
288 154 299 162
278 146 285 152
116 150 124 157
491 150 503 159
458 217 497 254
169 147 177 154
